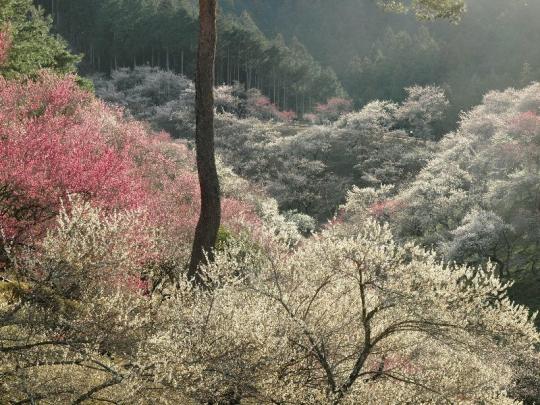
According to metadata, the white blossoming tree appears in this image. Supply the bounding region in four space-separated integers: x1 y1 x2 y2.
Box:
2 198 538 403
166 220 537 403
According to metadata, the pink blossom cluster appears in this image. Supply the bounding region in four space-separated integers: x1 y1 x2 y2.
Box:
369 199 404 218
367 354 420 376
248 95 283 121
0 74 146 242
503 111 540 162
510 111 540 137
315 97 353 121
0 73 259 258
254 95 273 108
278 110 297 122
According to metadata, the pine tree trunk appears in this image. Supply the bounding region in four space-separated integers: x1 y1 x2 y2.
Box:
273 69 276 104
227 48 230 84
181 49 184 75
188 0 220 286
245 58 249 90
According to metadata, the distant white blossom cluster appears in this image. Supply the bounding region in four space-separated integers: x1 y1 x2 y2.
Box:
386 83 540 284
93 68 448 221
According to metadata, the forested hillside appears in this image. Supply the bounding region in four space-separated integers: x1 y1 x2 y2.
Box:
223 0 540 130
34 0 345 114
1 0 540 403
34 0 540 132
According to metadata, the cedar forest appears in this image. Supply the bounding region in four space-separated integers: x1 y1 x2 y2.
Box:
1 0 540 403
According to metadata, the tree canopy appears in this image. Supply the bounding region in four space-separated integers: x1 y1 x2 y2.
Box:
0 0 79 78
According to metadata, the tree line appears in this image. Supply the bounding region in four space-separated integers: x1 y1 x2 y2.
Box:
34 0 345 114
223 0 540 134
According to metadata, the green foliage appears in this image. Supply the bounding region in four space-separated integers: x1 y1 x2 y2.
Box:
74 75 95 92
224 0 540 135
0 0 79 78
215 225 233 251
344 27 442 108
35 0 344 112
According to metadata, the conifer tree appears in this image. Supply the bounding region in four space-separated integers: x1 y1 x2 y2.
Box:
0 0 79 78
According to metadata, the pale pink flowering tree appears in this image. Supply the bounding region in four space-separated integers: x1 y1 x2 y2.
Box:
278 109 297 122
315 97 353 122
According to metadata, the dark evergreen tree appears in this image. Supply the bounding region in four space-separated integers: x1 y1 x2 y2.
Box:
0 0 79 78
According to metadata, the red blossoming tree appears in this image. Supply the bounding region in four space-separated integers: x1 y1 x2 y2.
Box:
0 73 258 271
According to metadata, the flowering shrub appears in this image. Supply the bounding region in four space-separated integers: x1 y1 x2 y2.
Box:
335 100 398 130
302 112 319 124
277 109 297 122
0 73 538 405
246 91 282 121
93 68 295 132
214 84 241 114
395 85 449 140
92 67 196 138
378 83 540 321
149 219 539 403
315 97 353 122
91 68 445 222
2 209 538 403
369 198 404 218
0 74 147 242
39 198 158 293
254 95 272 107
0 198 160 403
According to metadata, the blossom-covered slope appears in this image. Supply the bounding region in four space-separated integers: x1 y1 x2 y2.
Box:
0 73 263 268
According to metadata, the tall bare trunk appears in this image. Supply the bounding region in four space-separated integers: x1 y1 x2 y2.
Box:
181 49 184 75
273 69 276 104
188 0 220 286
